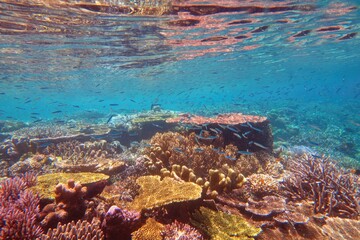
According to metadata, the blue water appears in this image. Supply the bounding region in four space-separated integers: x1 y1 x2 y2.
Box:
0 0 359 165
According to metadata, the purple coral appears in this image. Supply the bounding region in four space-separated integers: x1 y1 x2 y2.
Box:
101 205 142 240
281 154 360 218
0 174 43 239
161 220 204 240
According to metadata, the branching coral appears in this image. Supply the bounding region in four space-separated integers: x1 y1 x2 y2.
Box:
161 220 204 240
281 154 360 218
0 173 43 239
190 206 261 240
38 218 104 240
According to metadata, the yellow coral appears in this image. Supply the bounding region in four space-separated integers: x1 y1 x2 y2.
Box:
130 176 202 211
132 218 164 240
30 172 109 200
191 207 261 240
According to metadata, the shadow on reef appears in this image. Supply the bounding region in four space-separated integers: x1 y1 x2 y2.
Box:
0 111 359 240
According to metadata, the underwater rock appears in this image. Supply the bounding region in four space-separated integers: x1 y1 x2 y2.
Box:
131 218 164 240
38 218 104 240
30 172 109 200
322 217 360 240
190 206 261 240
102 205 142 240
130 176 202 211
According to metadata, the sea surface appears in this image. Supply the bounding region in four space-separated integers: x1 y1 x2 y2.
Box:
0 0 359 166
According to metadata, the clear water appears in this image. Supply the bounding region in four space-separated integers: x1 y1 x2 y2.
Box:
0 0 359 165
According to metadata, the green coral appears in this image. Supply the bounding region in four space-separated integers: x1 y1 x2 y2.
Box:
132 218 164 240
30 172 109 200
130 176 202 211
131 112 177 124
191 207 261 240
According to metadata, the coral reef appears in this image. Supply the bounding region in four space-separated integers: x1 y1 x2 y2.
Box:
0 174 43 239
131 218 164 240
130 176 202 211
246 174 280 198
281 154 360 218
245 196 286 217
161 220 204 240
322 217 360 240
191 206 261 240
38 218 104 240
101 205 141 240
30 172 109 200
39 179 88 229
166 113 267 125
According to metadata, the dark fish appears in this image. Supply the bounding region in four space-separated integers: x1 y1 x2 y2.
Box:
226 125 239 133
130 99 136 103
73 105 80 108
33 119 43 123
201 36 228 42
233 133 242 139
109 103 119 106
308 140 320 146
234 35 249 39
225 155 237 161
251 26 269 33
0 92 5 95
229 19 252 25
98 100 104 102
95 83 100 87
52 110 62 114
16 107 25 110
107 114 116 124
293 30 311 37
246 122 263 133
338 32 357 40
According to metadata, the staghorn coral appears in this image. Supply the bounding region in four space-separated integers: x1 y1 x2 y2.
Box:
161 220 204 240
191 206 261 240
39 179 88 229
30 172 109 200
101 205 141 240
247 174 280 198
281 154 360 218
0 173 43 239
132 218 164 240
130 176 202 211
38 218 104 240
322 217 360 240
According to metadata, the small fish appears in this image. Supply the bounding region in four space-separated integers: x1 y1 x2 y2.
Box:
249 141 269 150
33 119 43 123
233 133 242 139
237 150 253 155
225 155 237 161
130 141 140 147
16 107 25 110
195 134 218 140
73 105 80 108
226 125 239 133
246 122 263 133
173 147 183 153
107 114 116 124
25 100 32 103
31 112 40 115
152 123 163 129
110 103 119 106
52 110 62 114
130 99 136 103
194 148 204 153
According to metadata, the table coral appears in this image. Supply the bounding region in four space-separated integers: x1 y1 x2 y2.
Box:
30 172 109 200
130 176 202 211
132 218 164 240
190 206 261 240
